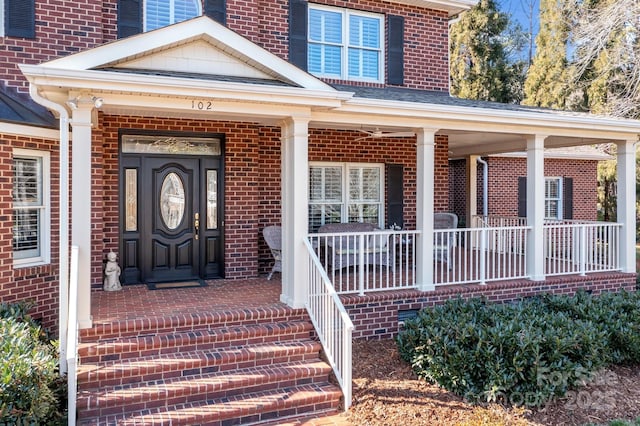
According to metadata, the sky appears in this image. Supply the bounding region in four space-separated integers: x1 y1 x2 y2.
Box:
500 0 540 61
501 0 540 32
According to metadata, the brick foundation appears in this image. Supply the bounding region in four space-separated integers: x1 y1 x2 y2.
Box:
342 273 637 340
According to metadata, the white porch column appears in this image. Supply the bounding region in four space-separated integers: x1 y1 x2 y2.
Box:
466 155 478 226
70 99 95 329
526 134 547 281
416 128 437 291
616 139 637 273
280 116 310 308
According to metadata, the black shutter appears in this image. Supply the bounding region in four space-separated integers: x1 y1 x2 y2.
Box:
517 176 527 218
117 0 142 39
5 0 35 38
289 0 308 70
205 0 226 25
563 177 573 220
387 164 404 228
387 15 404 85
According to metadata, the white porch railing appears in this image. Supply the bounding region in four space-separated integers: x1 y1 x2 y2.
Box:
544 221 621 276
304 239 354 411
435 225 531 285
306 218 622 298
308 230 419 295
66 245 79 426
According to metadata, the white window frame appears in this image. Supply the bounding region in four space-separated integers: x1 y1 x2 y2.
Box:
143 0 202 32
13 149 51 267
307 4 385 83
545 177 563 220
309 162 385 230
0 1 5 37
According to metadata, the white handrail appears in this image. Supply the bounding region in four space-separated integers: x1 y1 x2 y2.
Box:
66 245 79 426
304 239 354 410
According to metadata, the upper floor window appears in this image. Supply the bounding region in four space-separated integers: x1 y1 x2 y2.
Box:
308 5 384 83
144 0 201 31
13 149 50 267
309 163 384 232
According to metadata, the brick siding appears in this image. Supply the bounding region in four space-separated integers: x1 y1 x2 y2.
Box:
448 156 601 223
1 0 450 94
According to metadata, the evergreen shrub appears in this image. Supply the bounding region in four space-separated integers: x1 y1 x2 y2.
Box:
0 301 66 425
396 290 640 406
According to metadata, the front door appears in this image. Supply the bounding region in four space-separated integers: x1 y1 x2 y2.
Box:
120 134 224 284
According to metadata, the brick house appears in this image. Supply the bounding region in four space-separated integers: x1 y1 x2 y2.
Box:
2 0 640 422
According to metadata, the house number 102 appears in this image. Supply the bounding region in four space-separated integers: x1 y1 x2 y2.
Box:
191 100 213 110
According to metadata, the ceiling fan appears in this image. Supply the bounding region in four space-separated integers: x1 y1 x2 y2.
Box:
355 128 415 141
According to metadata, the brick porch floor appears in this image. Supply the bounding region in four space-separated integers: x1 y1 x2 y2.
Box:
90 278 286 324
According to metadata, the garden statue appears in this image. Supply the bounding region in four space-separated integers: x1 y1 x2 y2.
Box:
103 251 122 291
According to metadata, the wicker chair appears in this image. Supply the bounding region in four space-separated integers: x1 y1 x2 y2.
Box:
263 225 282 280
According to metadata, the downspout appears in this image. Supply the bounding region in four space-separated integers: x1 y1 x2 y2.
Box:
29 83 70 375
477 156 488 217
447 14 463 95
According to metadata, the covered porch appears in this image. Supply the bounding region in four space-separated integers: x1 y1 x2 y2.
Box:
19 16 639 330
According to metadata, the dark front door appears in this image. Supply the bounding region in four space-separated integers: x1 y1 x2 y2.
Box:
120 152 223 284
120 132 224 284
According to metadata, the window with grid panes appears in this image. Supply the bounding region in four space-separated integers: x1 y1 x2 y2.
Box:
309 163 383 232
13 150 50 265
144 0 201 31
308 5 383 82
545 177 562 220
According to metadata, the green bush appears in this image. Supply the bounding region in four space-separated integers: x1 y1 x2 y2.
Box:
397 290 640 407
0 301 66 425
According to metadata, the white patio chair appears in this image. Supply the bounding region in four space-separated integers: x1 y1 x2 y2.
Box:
263 225 282 280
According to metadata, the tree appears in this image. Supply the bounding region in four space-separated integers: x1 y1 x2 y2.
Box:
568 0 640 118
522 0 570 108
449 0 525 103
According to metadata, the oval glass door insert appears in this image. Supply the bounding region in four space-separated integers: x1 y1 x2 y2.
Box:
160 172 185 229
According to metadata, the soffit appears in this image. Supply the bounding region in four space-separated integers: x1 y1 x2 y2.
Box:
385 0 477 16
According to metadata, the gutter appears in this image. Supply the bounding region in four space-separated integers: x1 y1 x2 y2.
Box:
477 156 488 216
28 83 70 375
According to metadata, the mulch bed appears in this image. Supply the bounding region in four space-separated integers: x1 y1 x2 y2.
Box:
347 339 640 426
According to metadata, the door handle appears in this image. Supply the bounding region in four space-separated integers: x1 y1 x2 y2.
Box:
194 212 200 240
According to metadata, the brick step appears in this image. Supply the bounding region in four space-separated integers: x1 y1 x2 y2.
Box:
78 339 323 389
78 383 342 426
78 320 314 363
80 307 308 343
77 359 333 418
